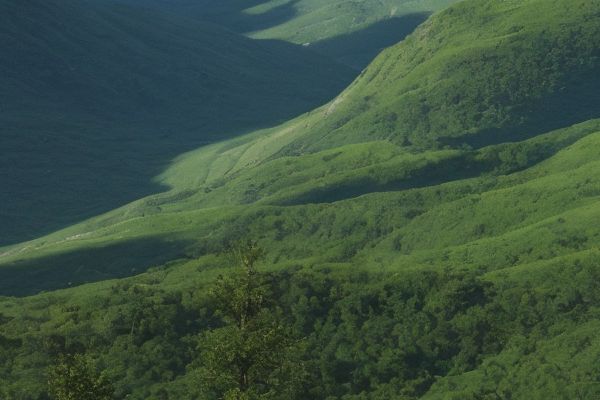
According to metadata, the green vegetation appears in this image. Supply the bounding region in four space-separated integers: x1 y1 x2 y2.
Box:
48 353 114 400
2 0 600 398
197 241 303 399
2 0 598 294
2 250 600 398
276 0 600 152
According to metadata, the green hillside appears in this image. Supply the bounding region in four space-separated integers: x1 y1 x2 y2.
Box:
3 119 600 397
0 0 354 246
2 0 600 398
245 0 460 67
276 0 600 152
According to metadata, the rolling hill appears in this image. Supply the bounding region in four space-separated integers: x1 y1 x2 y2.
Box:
1 0 600 398
0 0 355 246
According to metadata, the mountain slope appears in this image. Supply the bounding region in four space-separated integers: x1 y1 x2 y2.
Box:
2 0 599 294
276 0 600 152
2 119 600 398
2 120 600 397
2 0 600 398
0 0 355 246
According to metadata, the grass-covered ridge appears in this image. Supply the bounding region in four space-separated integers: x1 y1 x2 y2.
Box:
244 0 461 67
1 0 600 398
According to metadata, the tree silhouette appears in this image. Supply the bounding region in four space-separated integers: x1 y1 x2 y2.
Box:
197 240 305 400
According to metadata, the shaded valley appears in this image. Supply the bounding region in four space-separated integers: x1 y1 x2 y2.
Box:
0 0 355 245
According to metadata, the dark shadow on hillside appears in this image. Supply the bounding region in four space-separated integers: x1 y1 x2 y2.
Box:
200 0 301 33
0 237 191 297
0 3 433 247
119 0 301 33
310 13 431 69
439 76 600 149
276 127 590 206
0 0 358 247
179 5 429 69
119 2 428 68
277 154 487 206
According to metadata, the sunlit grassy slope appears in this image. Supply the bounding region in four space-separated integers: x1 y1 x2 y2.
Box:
244 0 461 67
1 0 599 292
243 0 457 41
1 0 600 398
0 0 355 246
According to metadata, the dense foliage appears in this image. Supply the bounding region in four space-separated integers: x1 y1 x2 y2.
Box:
47 354 113 400
279 0 600 152
196 242 304 399
1 252 600 398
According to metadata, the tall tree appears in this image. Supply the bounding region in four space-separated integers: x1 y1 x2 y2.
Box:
47 353 113 400
197 241 305 400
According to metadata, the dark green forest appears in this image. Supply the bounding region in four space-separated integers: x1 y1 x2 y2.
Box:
2 246 600 399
